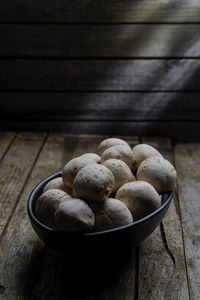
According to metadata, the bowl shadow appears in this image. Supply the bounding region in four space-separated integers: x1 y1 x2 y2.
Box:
28 243 137 299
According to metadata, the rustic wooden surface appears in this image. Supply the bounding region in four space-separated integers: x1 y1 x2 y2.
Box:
1 24 200 58
174 143 200 299
1 59 200 91
0 131 199 299
0 0 200 23
1 92 200 121
0 0 200 140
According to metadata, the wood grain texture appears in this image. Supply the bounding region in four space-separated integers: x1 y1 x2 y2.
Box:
0 0 200 23
1 92 200 121
0 132 45 235
138 225 172 300
0 131 16 159
0 59 200 91
1 24 200 57
138 137 189 300
1 121 200 142
174 143 200 299
0 134 79 300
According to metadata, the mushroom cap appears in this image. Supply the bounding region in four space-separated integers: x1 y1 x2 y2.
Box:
97 138 131 155
54 198 95 232
115 181 161 220
103 159 135 193
94 198 133 232
43 177 72 195
132 144 163 170
62 156 95 189
81 153 101 163
136 156 177 194
35 189 70 229
73 163 114 204
101 145 135 170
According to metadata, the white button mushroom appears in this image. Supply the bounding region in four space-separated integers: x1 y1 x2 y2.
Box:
94 198 133 232
35 189 70 229
136 156 177 194
81 153 101 163
115 181 161 220
103 159 135 193
97 138 131 155
73 163 114 204
62 156 97 190
43 177 72 195
101 145 135 170
54 198 95 232
132 143 163 171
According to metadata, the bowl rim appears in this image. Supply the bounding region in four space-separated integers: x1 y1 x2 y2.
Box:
27 171 173 237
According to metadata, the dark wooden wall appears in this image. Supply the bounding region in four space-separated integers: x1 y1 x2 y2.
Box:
1 0 200 141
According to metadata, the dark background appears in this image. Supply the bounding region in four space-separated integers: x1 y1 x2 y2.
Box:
1 0 200 141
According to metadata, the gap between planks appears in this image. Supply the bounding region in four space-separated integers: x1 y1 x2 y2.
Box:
0 132 17 163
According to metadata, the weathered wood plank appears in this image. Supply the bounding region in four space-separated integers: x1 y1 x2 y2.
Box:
0 134 79 300
0 131 16 159
0 132 45 235
1 24 200 57
1 121 200 142
174 143 200 299
138 137 189 300
0 59 199 91
1 92 200 121
0 0 200 23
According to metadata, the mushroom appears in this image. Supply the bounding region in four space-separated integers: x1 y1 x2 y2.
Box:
35 189 70 229
97 138 131 155
136 156 177 194
54 198 95 232
73 163 114 204
132 144 163 171
81 153 101 163
62 156 96 189
43 177 72 195
101 145 135 170
115 181 161 220
94 198 133 232
103 159 135 193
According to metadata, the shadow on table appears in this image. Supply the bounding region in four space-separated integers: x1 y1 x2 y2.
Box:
28 244 136 299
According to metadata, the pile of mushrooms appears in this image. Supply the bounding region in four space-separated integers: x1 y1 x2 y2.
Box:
35 138 177 233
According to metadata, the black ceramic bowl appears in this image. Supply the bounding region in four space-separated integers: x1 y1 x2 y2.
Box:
28 171 172 253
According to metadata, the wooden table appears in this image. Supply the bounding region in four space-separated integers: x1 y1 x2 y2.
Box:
0 131 199 300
